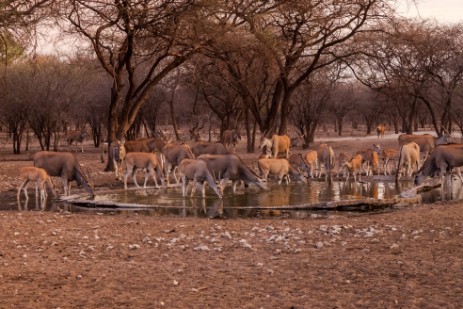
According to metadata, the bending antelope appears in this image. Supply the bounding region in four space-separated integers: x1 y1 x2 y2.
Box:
17 166 57 201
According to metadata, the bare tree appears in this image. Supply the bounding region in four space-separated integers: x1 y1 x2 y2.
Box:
63 0 203 170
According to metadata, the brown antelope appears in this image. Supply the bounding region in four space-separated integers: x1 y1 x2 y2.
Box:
257 158 306 185
177 159 222 198
33 151 94 196
289 153 310 176
376 124 386 138
66 130 87 153
398 133 448 160
191 141 228 157
17 166 57 201
161 143 195 184
335 152 350 178
304 150 319 178
373 144 399 175
260 135 291 159
343 154 365 183
316 144 335 181
189 121 204 142
415 143 463 187
222 129 241 152
111 141 127 180
197 154 268 193
396 142 420 180
123 152 166 190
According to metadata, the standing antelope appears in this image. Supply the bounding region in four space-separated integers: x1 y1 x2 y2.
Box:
222 129 241 152
373 144 399 175
259 135 291 159
66 130 87 153
398 134 448 160
396 142 420 180
123 152 166 190
161 143 195 184
304 150 319 178
17 166 57 201
376 124 386 138
316 144 335 181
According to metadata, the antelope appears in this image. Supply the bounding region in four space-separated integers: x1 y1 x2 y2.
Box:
289 153 310 176
257 158 307 185
197 154 268 194
373 144 399 175
335 152 350 178
66 130 87 153
415 143 463 187
316 144 334 181
161 143 195 184
111 141 127 180
17 166 57 201
33 151 94 196
189 121 204 142
123 152 166 190
222 129 241 152
398 133 448 160
376 124 386 138
356 149 379 176
177 159 222 198
304 150 319 178
396 142 420 180
191 141 228 157
259 134 291 159
343 154 365 183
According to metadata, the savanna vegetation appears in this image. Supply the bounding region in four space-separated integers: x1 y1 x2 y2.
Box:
2 1 463 162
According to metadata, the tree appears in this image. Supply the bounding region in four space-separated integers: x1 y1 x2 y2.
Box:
63 0 203 170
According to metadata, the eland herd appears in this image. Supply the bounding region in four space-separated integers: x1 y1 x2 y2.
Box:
17 127 463 204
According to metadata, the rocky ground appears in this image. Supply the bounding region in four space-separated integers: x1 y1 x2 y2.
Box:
0 131 462 308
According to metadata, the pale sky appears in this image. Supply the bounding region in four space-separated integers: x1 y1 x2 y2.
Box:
398 0 463 24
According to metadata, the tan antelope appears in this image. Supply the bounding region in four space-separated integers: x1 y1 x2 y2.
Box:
197 154 268 193
260 134 291 159
356 149 379 176
316 144 335 181
343 154 365 183
123 152 166 190
376 124 386 138
398 133 448 160
161 143 195 184
17 166 57 201
415 143 463 187
222 129 241 152
66 130 87 153
373 144 399 175
396 142 420 180
177 159 222 198
33 151 93 196
112 137 166 179
257 158 306 185
304 150 319 178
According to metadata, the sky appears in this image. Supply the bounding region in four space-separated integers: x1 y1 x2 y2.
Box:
35 1 462 55
397 0 463 24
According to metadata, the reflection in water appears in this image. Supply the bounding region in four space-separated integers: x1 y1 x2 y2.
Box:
4 179 463 218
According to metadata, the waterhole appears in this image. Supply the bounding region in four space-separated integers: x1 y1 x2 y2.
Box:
11 178 463 218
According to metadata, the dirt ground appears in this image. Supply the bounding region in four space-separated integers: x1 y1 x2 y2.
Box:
0 131 462 308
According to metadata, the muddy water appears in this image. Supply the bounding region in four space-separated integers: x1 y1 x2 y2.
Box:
9 180 463 218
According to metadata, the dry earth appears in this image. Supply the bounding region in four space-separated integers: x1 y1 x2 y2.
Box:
0 131 462 308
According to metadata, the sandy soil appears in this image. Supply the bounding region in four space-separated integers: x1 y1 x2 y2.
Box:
0 131 462 308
